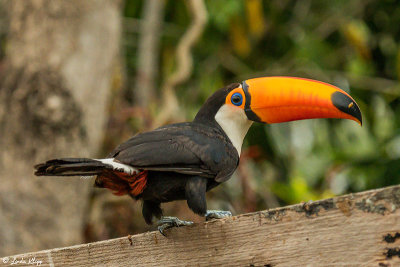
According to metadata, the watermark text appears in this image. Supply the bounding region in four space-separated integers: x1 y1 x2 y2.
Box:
2 256 42 266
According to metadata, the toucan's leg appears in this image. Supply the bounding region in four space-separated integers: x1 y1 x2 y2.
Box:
205 210 232 220
156 177 207 236
142 200 162 225
157 177 230 236
185 176 207 215
185 177 232 221
157 216 193 236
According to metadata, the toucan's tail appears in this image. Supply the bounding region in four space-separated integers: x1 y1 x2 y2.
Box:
34 158 147 196
34 158 110 176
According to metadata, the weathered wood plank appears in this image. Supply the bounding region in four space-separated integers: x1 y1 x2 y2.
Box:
2 185 400 267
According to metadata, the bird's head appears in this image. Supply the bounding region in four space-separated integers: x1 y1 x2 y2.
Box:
194 76 362 154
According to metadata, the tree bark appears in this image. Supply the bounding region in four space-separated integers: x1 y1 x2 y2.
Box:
134 0 165 108
0 0 121 256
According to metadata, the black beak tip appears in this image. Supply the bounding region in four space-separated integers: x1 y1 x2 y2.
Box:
331 91 362 126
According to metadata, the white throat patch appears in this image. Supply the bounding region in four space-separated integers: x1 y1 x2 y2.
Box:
215 104 253 155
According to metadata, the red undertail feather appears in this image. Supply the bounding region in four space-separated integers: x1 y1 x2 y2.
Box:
95 170 148 196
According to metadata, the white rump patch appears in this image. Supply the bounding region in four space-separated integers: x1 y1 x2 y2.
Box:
96 158 138 175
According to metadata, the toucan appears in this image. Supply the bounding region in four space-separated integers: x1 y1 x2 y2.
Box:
34 76 362 234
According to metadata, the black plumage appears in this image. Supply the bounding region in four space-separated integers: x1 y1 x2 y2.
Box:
106 84 241 223
110 122 238 180
112 122 239 223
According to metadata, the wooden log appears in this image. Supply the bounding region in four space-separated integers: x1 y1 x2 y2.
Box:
2 185 400 267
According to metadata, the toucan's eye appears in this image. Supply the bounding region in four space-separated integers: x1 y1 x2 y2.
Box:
231 93 243 106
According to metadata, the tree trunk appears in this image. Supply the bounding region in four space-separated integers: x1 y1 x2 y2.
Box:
0 0 121 256
134 0 165 108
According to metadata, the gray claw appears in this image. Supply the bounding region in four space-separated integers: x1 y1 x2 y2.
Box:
157 216 193 236
205 210 232 221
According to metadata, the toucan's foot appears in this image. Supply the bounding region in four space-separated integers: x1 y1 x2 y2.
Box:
205 210 232 221
157 216 193 236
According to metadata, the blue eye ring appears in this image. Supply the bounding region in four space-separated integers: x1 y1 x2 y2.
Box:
231 92 243 106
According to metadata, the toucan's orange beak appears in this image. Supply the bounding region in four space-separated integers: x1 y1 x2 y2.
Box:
242 77 362 125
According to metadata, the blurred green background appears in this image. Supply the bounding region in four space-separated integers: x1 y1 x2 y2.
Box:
2 0 400 246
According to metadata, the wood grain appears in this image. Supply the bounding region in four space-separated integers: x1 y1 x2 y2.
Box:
3 185 400 267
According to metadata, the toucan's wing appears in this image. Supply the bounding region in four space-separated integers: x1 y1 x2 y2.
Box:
109 122 239 181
